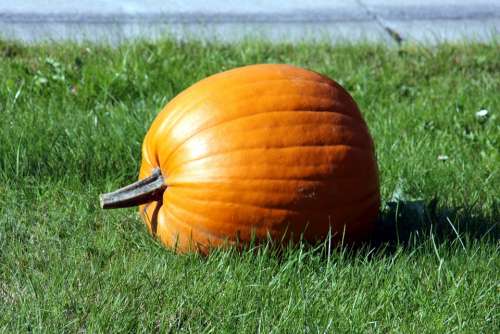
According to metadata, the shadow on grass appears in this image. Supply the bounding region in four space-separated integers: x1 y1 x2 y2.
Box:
259 200 500 260
370 199 499 251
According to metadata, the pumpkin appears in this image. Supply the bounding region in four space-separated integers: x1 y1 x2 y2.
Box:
100 64 380 253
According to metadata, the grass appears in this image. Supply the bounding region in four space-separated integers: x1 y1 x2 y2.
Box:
0 38 499 332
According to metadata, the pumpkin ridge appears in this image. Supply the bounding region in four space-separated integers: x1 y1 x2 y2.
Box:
157 209 188 251
169 177 379 195
166 128 374 175
163 205 260 248
161 203 230 245
181 109 364 131
164 195 274 241
169 185 380 212
166 186 380 216
157 104 364 169
168 172 378 184
169 176 366 191
162 75 338 124
168 186 378 208
163 190 379 242
167 154 374 179
165 193 281 236
140 134 157 169
166 144 375 179
164 110 370 163
150 75 341 154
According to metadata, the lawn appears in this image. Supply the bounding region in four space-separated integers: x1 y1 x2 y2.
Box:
0 38 498 333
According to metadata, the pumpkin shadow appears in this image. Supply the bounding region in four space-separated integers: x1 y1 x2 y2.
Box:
367 199 499 253
292 199 500 262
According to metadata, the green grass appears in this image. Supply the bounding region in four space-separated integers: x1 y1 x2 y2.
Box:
0 38 499 333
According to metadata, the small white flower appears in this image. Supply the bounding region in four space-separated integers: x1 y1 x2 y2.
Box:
475 109 489 120
437 155 449 161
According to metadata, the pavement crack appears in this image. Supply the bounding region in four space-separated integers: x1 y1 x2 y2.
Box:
356 0 404 45
383 26 404 45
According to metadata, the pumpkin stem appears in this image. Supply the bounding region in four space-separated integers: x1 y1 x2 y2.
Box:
100 168 166 209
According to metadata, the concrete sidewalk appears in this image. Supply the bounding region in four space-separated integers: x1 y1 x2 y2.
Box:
0 1 499 44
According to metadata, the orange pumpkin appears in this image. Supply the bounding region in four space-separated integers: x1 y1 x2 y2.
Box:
100 64 380 253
